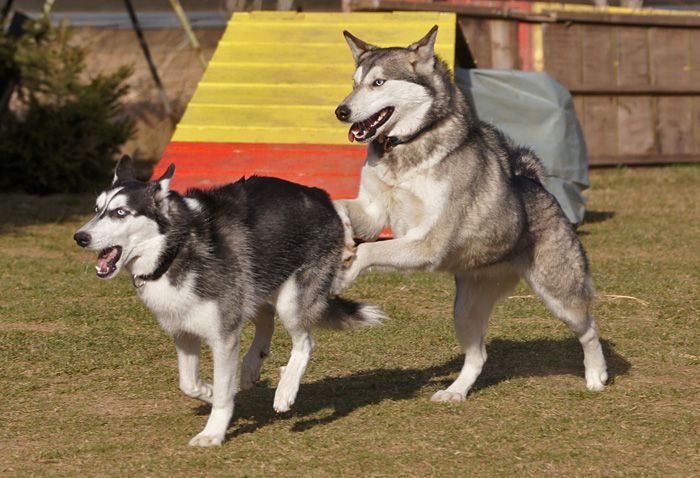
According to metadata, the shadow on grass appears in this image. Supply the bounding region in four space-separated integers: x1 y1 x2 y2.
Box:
583 210 615 224
221 338 629 438
0 194 94 234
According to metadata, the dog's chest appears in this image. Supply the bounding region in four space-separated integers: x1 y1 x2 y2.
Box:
136 275 220 339
369 160 449 237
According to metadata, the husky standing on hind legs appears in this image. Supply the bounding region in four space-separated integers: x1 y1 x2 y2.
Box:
333 26 608 401
74 156 385 446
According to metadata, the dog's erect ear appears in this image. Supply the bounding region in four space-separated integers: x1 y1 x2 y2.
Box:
408 25 439 71
113 154 135 184
153 164 175 202
343 30 376 63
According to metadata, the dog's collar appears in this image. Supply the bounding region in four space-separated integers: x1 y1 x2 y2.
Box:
132 275 146 289
131 230 187 289
380 135 403 153
378 121 437 153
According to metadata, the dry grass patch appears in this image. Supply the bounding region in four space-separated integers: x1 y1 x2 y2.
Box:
0 166 698 477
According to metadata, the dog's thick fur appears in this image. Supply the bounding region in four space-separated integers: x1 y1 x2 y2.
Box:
74 156 385 446
334 26 608 401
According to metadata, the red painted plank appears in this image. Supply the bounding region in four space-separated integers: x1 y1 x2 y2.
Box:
156 140 395 238
156 141 367 199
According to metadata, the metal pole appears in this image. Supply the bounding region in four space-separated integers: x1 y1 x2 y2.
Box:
168 0 207 70
123 0 172 115
0 0 15 28
41 0 55 19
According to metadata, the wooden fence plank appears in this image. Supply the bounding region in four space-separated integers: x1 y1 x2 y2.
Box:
690 30 700 86
649 28 691 88
694 98 700 155
656 97 693 155
489 20 519 69
616 27 650 88
617 96 655 155
543 23 582 90
458 18 492 69
581 24 616 89
582 96 618 157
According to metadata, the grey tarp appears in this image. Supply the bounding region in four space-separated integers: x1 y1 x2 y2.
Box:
455 69 589 224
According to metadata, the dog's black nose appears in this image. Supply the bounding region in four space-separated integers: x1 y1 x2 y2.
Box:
74 231 91 248
335 104 350 121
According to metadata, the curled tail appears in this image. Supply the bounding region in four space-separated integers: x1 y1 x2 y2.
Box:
512 147 548 186
320 297 387 330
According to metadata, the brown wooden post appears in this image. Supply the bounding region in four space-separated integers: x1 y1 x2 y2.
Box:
489 20 517 70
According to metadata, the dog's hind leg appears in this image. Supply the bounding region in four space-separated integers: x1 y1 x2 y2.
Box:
273 326 314 413
431 271 519 403
273 276 315 413
174 332 212 404
524 224 608 391
240 303 275 391
526 265 608 391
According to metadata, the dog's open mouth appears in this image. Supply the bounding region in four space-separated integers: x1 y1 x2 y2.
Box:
348 107 394 143
96 246 122 278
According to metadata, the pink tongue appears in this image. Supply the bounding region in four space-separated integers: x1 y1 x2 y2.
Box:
96 248 118 273
349 124 362 143
97 258 110 274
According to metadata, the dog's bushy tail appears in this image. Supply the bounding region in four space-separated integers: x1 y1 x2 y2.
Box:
320 297 387 330
512 147 548 186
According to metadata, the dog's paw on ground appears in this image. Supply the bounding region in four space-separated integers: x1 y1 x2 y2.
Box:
239 375 258 391
586 370 608 392
239 363 262 391
273 388 297 413
188 432 223 448
430 390 466 403
273 384 298 414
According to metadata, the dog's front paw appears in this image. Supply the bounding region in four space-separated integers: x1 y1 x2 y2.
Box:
339 259 362 290
585 369 608 392
273 387 297 414
334 202 357 268
342 241 357 268
430 390 466 403
188 432 224 448
273 368 298 413
239 369 259 391
240 356 264 391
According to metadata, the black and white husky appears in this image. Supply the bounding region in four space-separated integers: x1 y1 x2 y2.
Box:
74 155 385 447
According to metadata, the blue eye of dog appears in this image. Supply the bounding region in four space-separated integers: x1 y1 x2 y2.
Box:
373 79 385 87
110 208 129 218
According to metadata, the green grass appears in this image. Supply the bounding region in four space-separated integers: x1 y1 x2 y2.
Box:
0 167 698 477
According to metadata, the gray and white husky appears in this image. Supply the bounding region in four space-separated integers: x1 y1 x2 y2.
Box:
74 155 385 447
334 26 608 401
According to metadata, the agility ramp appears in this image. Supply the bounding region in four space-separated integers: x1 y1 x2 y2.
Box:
155 11 455 196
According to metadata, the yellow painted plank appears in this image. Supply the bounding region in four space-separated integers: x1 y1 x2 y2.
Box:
211 42 454 65
190 84 349 107
173 11 456 144
219 24 455 46
181 105 339 128
200 63 353 85
227 11 456 24
174 125 352 145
